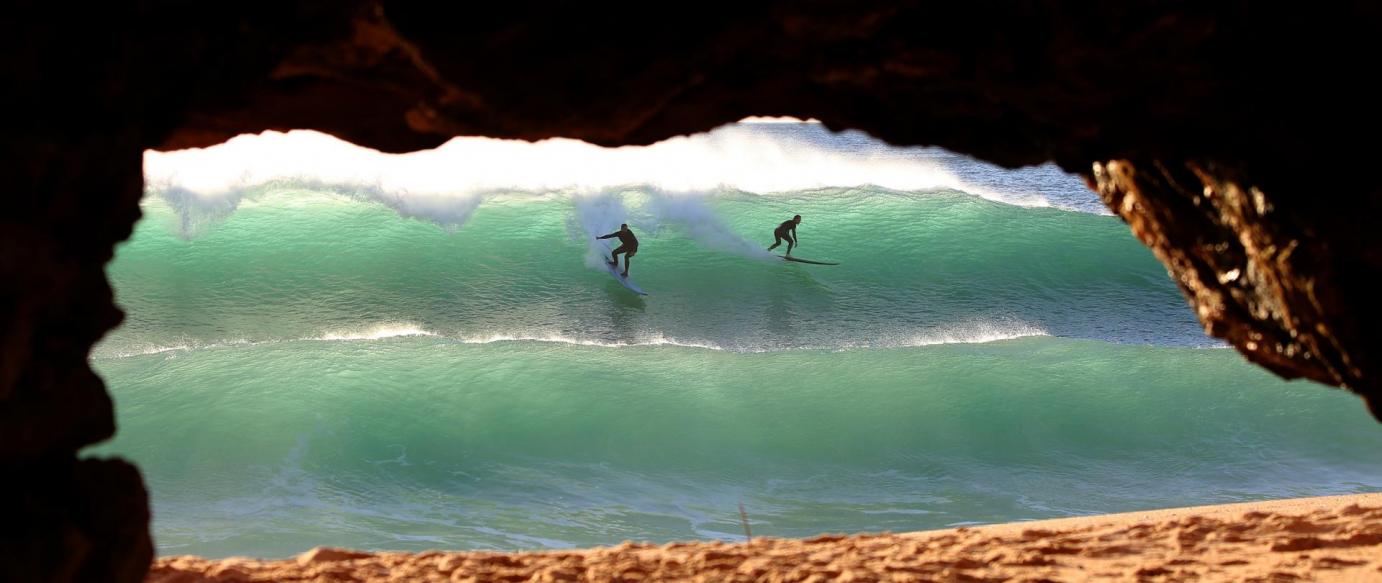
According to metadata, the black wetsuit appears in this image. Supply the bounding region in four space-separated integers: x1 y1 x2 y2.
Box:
598 229 639 275
598 230 639 256
768 219 797 252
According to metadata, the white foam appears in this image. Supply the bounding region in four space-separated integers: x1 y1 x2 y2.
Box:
315 324 438 341
456 333 724 351
643 189 777 260
91 338 252 359
455 323 1046 352
142 120 1058 236
885 321 1050 348
98 342 196 358
93 324 438 360
573 190 636 270
92 322 1047 360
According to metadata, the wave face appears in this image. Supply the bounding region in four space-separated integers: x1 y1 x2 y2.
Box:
98 186 1197 357
88 122 1382 558
92 338 1382 558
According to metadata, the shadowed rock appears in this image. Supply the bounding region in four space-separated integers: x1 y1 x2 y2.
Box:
3 2 1380 580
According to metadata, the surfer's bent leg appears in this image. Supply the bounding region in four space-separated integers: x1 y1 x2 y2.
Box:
786 235 795 255
623 248 636 276
768 232 784 251
611 245 626 266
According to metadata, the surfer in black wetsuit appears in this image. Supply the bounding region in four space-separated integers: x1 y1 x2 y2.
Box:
767 215 802 256
597 223 639 277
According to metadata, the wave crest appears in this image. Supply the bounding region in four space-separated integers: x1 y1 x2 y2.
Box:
142 121 1084 237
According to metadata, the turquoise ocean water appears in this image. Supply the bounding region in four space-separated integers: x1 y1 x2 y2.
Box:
89 122 1382 558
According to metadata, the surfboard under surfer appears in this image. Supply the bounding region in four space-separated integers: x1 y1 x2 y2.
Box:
597 224 639 277
767 215 802 256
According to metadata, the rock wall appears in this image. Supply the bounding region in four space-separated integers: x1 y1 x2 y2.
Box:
3 2 1379 580
1094 160 1381 418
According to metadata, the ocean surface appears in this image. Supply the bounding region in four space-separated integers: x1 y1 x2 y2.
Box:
88 121 1382 558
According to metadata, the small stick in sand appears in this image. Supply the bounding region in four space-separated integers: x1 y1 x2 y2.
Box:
739 502 752 543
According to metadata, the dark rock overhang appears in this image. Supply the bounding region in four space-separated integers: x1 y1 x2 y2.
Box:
3 2 1380 581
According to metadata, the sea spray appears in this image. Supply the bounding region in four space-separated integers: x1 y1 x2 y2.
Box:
574 189 640 270
645 188 776 260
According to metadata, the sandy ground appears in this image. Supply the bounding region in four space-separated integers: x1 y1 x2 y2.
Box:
148 492 1382 582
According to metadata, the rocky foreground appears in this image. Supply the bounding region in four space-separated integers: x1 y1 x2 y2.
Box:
148 493 1381 582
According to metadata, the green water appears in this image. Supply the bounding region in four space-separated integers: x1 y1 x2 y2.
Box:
93 334 1379 557
87 128 1382 558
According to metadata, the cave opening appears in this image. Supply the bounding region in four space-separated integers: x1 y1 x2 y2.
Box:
8 4 1382 579
83 120 1382 559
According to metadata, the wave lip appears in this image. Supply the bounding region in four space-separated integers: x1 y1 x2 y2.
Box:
141 120 1091 237
143 125 978 197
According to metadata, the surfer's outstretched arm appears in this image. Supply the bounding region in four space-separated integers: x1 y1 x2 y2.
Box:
597 232 616 240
